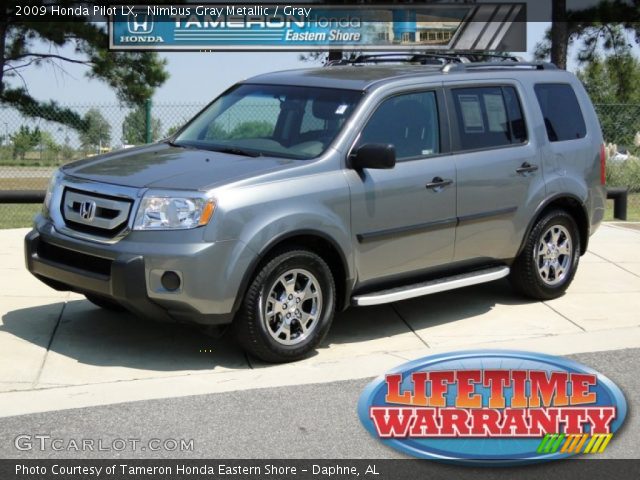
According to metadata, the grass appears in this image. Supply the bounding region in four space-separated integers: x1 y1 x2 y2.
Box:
0 177 49 190
0 160 63 167
0 204 40 229
605 192 640 222
0 175 49 229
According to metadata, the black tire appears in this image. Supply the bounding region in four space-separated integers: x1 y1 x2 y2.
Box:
85 294 126 312
510 210 581 300
234 248 336 363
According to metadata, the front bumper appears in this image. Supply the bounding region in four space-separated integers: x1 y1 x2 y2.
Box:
25 218 253 325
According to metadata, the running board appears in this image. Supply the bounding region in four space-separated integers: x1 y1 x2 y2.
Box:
352 266 510 306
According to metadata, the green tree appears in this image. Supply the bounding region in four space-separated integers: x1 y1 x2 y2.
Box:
578 53 640 103
228 121 273 139
60 143 75 163
79 108 111 152
205 123 230 140
203 121 273 141
10 125 40 160
535 1 640 69
1 2 169 130
38 130 60 162
166 124 183 138
578 52 640 147
39 130 57 148
122 106 162 145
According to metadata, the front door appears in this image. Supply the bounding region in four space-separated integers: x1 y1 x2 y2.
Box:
346 89 457 287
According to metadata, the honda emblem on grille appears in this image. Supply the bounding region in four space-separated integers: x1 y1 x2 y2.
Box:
79 201 97 222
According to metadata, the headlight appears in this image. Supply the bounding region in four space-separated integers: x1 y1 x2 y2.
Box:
43 169 62 216
133 194 216 230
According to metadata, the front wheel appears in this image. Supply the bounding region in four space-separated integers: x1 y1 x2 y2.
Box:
234 248 336 363
510 210 581 300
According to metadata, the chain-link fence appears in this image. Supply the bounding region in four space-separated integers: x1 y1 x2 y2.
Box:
595 104 640 221
0 101 208 228
1 102 639 228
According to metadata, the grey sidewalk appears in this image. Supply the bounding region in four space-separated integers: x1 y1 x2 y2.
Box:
0 224 639 417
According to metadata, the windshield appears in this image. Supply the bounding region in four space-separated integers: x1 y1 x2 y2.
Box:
174 84 363 160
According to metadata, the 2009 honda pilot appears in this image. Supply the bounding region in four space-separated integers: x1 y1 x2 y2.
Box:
25 58 607 362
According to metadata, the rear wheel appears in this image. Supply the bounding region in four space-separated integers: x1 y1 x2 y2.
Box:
234 248 336 363
510 210 581 300
85 294 126 312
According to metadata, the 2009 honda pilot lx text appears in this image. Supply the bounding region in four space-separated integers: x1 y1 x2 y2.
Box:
25 58 607 362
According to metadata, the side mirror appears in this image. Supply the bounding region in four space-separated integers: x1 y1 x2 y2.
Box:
349 143 396 170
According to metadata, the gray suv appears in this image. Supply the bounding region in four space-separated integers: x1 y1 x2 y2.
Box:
25 58 607 362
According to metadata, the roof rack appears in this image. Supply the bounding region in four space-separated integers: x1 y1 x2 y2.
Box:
442 52 526 63
442 61 558 73
326 53 468 66
325 52 525 67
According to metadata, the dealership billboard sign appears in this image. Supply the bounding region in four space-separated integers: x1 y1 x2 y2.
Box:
109 3 526 51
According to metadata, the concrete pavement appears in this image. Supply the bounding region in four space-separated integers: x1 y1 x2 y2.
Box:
0 224 639 417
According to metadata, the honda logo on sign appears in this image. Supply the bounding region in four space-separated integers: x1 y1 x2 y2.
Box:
127 10 154 34
79 201 96 222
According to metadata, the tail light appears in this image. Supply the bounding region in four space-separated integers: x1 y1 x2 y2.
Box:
600 143 607 185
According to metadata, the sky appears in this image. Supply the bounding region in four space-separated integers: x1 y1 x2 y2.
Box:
8 23 552 106
6 17 638 147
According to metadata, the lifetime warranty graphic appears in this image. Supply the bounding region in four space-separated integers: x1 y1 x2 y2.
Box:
109 3 526 51
358 350 627 465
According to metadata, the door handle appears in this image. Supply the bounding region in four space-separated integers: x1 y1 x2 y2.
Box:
426 177 454 190
516 162 539 174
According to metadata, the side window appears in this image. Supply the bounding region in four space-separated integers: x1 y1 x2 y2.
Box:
503 87 527 144
356 91 440 160
452 86 528 151
534 83 587 142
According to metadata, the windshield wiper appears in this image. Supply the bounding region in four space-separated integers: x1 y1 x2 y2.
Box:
209 146 262 158
166 140 188 149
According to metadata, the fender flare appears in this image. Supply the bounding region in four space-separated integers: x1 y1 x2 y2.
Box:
231 228 353 314
516 193 590 257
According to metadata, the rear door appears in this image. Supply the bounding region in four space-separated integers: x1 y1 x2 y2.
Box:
346 88 457 287
446 83 546 262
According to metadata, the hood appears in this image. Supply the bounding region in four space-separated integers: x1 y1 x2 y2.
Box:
62 143 301 190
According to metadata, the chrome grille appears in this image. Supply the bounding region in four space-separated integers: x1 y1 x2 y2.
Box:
62 188 133 237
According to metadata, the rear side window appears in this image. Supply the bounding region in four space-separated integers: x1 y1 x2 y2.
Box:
451 86 527 151
534 83 586 142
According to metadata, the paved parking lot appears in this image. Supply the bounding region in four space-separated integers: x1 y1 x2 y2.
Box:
0 224 639 417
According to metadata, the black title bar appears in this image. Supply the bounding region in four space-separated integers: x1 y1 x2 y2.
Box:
3 459 640 480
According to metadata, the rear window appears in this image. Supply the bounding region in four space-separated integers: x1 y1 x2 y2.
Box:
534 83 587 142
451 86 527 151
